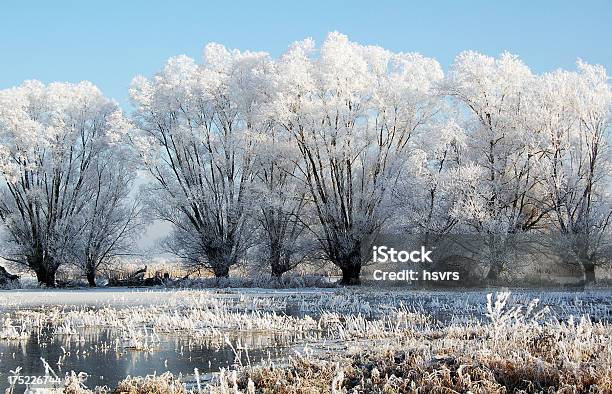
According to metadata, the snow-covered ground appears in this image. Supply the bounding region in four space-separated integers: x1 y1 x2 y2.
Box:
1 287 611 392
0 287 332 309
2 286 611 319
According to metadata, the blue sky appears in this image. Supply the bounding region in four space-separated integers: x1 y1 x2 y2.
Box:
1 1 611 109
1 1 611 249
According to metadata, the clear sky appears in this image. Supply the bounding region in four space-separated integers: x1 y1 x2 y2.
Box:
2 1 611 251
1 0 611 110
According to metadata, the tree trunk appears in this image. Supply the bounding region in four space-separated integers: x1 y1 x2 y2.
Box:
269 244 285 279
207 246 234 278
29 254 57 288
271 265 285 279
86 271 97 287
485 262 503 285
270 248 292 279
34 266 57 287
212 265 230 278
340 264 361 285
337 244 362 285
582 261 596 285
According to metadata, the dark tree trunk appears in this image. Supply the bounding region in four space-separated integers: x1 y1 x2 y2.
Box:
337 244 362 285
582 261 596 285
34 266 57 287
212 265 230 278
270 247 292 279
340 264 361 285
269 244 285 279
485 262 503 285
29 253 57 287
86 271 97 287
271 265 285 279
207 246 234 278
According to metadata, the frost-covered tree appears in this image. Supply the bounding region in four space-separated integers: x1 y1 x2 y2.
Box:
71 153 143 287
533 62 612 283
272 33 443 284
130 45 275 277
443 52 548 283
253 122 313 278
397 119 466 245
0 81 134 286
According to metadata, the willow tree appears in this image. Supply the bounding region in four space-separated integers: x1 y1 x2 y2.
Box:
130 45 274 277
272 33 443 284
0 81 134 286
246 110 310 277
443 52 548 283
71 145 143 287
533 62 612 284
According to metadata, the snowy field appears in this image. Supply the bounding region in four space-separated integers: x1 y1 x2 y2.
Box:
1 287 611 392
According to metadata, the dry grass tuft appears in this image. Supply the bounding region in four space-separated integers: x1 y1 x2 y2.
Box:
113 372 186 394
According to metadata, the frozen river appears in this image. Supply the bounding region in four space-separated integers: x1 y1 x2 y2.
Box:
1 287 611 392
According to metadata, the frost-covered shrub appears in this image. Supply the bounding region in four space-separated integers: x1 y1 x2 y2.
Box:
114 372 186 393
168 273 336 289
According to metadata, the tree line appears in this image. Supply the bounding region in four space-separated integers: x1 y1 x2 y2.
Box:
0 32 610 287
